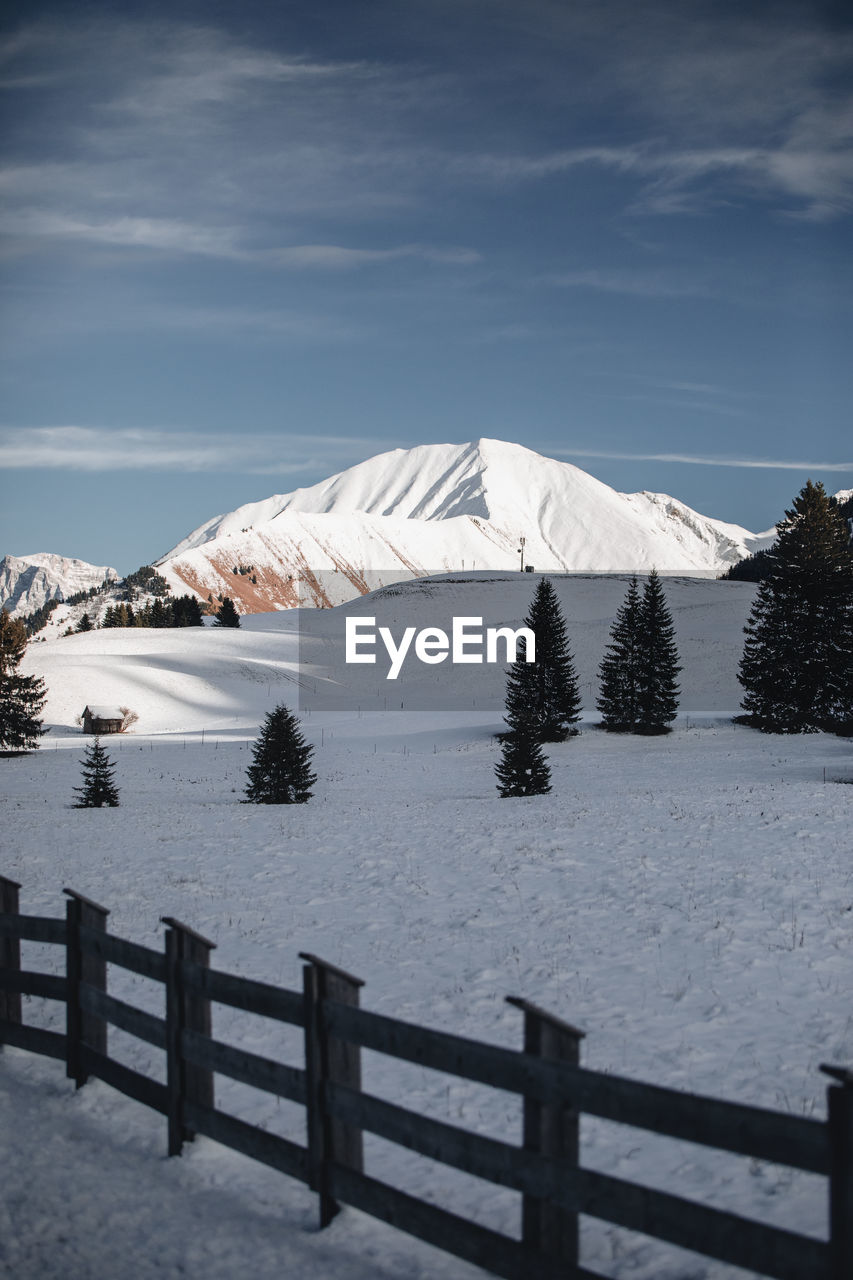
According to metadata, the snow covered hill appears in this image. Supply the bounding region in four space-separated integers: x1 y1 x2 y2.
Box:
156 440 769 613
0 552 118 618
23 573 757 733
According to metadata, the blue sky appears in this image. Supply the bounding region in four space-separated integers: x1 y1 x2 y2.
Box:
1 0 851 573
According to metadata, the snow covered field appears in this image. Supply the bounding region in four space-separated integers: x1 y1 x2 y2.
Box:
3 575 852 1279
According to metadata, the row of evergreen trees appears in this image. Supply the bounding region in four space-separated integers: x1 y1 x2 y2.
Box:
76 595 240 632
100 595 205 628
495 573 681 795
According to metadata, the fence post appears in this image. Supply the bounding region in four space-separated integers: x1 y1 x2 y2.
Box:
301 952 364 1228
0 876 22 1037
823 1065 853 1280
64 888 109 1087
163 917 215 1157
507 996 585 1269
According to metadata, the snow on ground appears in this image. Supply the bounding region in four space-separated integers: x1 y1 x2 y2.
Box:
3 575 853 1279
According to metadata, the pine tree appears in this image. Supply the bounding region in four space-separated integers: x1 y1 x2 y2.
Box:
597 576 642 731
504 578 581 742
77 612 93 633
150 598 169 628
73 737 120 807
172 594 204 627
738 480 853 733
495 713 552 797
245 704 316 804
215 597 241 628
0 610 47 752
635 570 681 734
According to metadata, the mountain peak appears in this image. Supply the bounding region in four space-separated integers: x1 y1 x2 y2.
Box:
154 439 764 612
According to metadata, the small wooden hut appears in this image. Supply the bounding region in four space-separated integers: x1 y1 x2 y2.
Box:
82 706 124 735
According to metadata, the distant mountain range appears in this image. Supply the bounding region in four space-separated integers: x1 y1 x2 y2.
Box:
8 439 837 618
0 553 118 619
154 439 772 611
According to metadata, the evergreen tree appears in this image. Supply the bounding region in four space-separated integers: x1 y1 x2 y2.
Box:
635 570 681 734
495 713 552 797
172 594 204 627
597 576 642 731
150 598 169 628
73 737 120 807
0 610 47 752
215 597 241 628
720 548 775 582
503 578 581 741
738 480 853 733
77 612 93 633
245 704 316 803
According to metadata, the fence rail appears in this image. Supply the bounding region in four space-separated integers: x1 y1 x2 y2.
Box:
0 872 849 1280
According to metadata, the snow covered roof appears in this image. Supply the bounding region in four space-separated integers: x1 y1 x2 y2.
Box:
83 705 124 720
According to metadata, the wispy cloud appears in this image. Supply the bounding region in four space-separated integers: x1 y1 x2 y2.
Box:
0 427 392 474
470 141 853 220
551 447 853 472
0 207 479 269
545 267 712 299
4 427 849 478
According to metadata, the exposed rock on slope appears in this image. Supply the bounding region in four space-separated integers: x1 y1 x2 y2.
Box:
0 553 118 618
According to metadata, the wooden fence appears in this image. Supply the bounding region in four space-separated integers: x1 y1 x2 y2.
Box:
1 873 850 1280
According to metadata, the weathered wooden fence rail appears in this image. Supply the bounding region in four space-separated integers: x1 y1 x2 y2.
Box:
1 873 850 1280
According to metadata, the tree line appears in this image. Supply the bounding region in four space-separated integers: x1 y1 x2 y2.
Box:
73 594 240 632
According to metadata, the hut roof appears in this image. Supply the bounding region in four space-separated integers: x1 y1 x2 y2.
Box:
83 705 124 720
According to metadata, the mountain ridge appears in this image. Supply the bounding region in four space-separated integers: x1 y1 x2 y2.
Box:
0 553 118 619
154 439 771 612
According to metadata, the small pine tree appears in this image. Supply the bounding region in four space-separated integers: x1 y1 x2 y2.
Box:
0 610 47 752
738 480 853 733
73 737 120 807
597 576 642 731
495 714 552 797
635 570 681 734
77 613 93 633
215 597 241 628
245 704 316 804
504 578 581 742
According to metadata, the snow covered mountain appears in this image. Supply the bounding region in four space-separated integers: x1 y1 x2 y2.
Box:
156 440 767 612
0 553 118 618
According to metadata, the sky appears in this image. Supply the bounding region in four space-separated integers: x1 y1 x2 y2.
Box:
1 0 852 574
